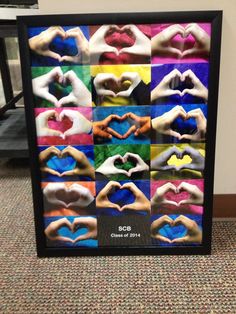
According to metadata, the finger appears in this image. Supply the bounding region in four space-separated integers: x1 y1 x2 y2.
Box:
103 114 122 124
104 181 121 193
184 24 202 40
117 169 130 176
42 110 57 119
122 125 136 139
73 233 94 242
178 199 191 205
95 128 112 139
48 147 61 155
119 47 134 55
106 127 123 139
174 215 192 228
165 24 185 40
52 236 74 243
126 112 140 122
171 236 189 243
160 165 178 171
179 134 194 141
116 90 132 97
50 67 64 84
60 169 78 176
166 47 183 58
42 50 62 61
182 47 201 58
123 152 139 160
57 95 75 107
162 182 177 193
63 128 78 137
104 45 119 55
99 89 116 97
170 105 187 117
49 27 66 41
181 70 198 84
46 129 63 137
135 121 150 136
166 89 182 97
153 235 172 243
43 92 59 106
186 109 205 120
164 69 182 84
121 182 139 194
41 167 61 177
164 129 182 139
164 200 179 206
120 204 134 211
60 55 76 63
164 146 181 159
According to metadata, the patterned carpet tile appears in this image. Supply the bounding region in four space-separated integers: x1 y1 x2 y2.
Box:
0 161 235 313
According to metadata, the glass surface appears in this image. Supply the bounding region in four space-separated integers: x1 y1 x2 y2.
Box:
27 23 210 248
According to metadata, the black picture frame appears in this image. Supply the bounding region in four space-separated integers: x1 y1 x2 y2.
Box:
17 10 222 257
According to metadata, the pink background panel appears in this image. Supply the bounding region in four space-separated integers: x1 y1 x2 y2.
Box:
151 23 211 64
151 179 204 215
35 107 93 146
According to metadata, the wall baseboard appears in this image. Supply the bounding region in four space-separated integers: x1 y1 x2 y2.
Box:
213 194 236 217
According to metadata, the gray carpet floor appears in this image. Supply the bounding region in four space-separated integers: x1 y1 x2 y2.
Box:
0 159 235 314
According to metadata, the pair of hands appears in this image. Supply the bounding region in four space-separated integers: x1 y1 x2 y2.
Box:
152 105 206 141
29 26 89 63
96 152 149 177
96 181 150 212
39 146 95 178
32 68 91 107
90 24 150 61
151 146 205 172
151 182 203 208
94 72 141 98
45 217 97 243
151 215 202 244
36 109 92 138
152 23 210 58
43 182 94 208
151 69 208 103
93 113 150 140
29 25 150 63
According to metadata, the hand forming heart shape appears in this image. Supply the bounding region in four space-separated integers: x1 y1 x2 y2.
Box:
151 146 205 172
152 105 207 141
94 72 141 98
152 23 210 59
151 182 203 208
96 152 149 177
93 113 151 141
96 181 150 212
151 69 208 104
44 217 97 244
151 215 202 243
39 146 95 179
43 182 94 208
29 26 90 63
36 109 92 139
32 68 91 107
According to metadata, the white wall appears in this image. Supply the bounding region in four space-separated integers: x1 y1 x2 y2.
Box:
38 0 236 194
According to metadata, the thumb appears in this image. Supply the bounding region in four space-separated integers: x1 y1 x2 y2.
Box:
43 92 59 107
166 129 181 139
60 55 75 63
63 127 77 137
57 94 76 107
44 50 62 61
46 129 63 137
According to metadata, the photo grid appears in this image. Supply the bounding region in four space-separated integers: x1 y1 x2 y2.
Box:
28 23 210 248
